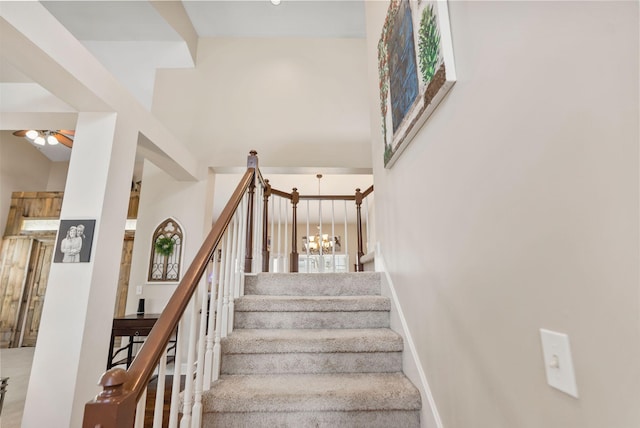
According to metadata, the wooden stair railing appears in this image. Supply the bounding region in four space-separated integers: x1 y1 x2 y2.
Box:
83 152 258 428
83 153 374 427
260 184 374 273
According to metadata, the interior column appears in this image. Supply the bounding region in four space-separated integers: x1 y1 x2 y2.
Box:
22 112 138 428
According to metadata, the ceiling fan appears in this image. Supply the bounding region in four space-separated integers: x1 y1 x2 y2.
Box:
12 129 75 148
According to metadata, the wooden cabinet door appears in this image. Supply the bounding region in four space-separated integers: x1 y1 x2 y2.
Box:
19 239 53 347
0 237 33 347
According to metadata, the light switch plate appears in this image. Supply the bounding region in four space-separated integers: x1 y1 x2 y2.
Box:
540 329 579 398
136 285 143 295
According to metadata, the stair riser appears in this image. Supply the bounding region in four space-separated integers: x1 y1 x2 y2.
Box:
245 273 381 296
221 351 403 375
234 312 390 329
235 297 391 312
203 410 419 428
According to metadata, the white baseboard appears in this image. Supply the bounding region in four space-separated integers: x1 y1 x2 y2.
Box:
375 245 444 428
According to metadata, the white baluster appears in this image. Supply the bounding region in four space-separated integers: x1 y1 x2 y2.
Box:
212 240 227 381
191 277 209 427
331 200 336 272
277 196 282 271
179 297 198 428
306 200 310 273
152 348 168 428
258 184 263 272
221 227 233 338
270 195 275 271
168 317 185 428
239 194 248 296
203 255 219 391
135 386 147 428
365 196 370 255
284 195 289 272
344 200 349 267
227 212 240 335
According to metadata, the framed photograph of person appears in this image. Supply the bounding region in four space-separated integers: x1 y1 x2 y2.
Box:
53 219 96 263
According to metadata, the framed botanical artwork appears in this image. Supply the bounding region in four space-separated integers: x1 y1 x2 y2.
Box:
378 0 456 168
53 219 96 263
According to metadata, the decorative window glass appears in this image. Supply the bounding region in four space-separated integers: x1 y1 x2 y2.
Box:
148 219 183 282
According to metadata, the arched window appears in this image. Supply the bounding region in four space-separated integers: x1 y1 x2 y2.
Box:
148 218 183 282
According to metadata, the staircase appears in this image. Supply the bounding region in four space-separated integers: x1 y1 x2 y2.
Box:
201 272 421 427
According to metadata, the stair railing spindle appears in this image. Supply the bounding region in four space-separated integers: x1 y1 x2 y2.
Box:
134 387 147 428
212 241 227 381
179 297 198 427
203 252 219 391
152 348 168 428
168 317 186 428
227 210 241 335
191 272 210 427
221 226 233 339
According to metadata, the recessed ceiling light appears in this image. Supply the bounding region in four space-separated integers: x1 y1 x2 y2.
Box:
271 0 281 5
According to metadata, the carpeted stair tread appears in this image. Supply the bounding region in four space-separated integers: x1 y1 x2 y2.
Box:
203 373 421 413
235 295 390 312
221 328 403 354
245 272 381 296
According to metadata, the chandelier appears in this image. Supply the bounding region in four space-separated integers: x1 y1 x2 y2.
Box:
302 174 340 255
305 228 335 254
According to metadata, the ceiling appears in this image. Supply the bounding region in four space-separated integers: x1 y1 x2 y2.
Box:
1 1 371 189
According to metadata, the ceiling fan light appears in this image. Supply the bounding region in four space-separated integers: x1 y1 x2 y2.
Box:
34 136 45 146
47 135 58 145
26 130 39 140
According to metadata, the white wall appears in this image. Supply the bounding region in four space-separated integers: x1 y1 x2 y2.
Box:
0 131 52 234
365 2 639 428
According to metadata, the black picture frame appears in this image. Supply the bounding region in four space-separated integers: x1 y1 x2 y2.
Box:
53 219 96 263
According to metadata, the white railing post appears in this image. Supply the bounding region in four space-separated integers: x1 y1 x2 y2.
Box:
134 387 147 428
203 255 219 391
344 200 349 271
212 241 226 381
168 317 186 428
239 194 248 295
179 297 198 428
152 348 168 428
365 196 370 255
191 276 209 427
227 211 240 335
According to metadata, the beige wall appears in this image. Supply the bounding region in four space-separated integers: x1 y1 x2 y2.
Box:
0 131 53 233
365 2 639 428
152 37 371 170
128 160 209 315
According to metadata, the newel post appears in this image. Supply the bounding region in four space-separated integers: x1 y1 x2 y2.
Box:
83 368 136 428
262 179 271 272
245 150 258 272
289 188 300 272
355 188 364 272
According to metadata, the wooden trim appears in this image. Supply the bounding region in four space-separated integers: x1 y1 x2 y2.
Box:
298 195 356 201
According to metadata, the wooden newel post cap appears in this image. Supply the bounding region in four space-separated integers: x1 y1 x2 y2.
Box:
247 150 259 168
96 368 128 402
355 188 363 204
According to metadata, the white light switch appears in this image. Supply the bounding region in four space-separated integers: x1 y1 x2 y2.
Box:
136 285 143 295
540 329 579 398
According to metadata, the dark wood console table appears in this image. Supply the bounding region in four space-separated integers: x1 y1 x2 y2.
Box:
107 313 163 369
